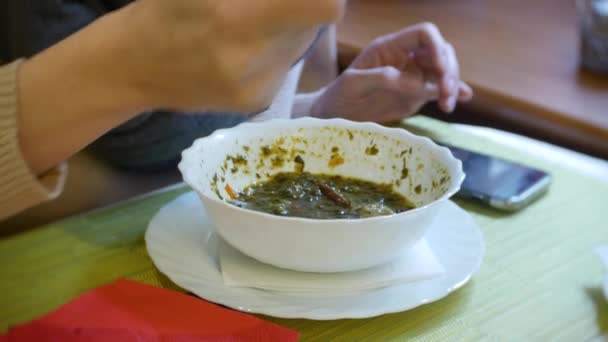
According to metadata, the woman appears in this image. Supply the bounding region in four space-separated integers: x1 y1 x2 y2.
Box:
0 0 471 224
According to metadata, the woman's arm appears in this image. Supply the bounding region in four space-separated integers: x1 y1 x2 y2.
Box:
0 61 68 220
15 0 347 175
17 10 147 175
1 0 347 220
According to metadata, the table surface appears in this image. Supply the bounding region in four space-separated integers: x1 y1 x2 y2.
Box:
1 117 607 341
336 0 608 157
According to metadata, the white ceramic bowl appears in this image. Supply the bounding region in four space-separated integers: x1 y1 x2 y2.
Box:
179 118 464 273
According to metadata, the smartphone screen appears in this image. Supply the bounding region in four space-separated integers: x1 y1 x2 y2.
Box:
444 145 550 202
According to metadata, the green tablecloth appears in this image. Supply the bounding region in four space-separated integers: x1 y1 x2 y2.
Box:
1 117 607 341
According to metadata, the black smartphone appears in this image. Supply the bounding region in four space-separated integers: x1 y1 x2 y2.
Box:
442 144 552 211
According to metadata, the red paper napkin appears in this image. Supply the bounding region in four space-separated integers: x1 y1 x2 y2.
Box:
1 279 299 341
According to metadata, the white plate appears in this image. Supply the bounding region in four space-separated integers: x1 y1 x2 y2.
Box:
145 192 484 320
597 247 608 301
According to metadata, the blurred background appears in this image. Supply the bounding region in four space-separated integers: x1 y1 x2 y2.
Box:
328 0 607 159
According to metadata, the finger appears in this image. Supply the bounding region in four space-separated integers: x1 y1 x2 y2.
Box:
415 79 440 101
379 82 437 122
396 68 439 101
380 111 419 123
414 44 461 111
391 23 450 77
410 23 452 110
350 67 440 122
441 43 460 112
412 49 434 69
350 66 441 104
446 43 460 80
458 82 474 102
350 66 403 91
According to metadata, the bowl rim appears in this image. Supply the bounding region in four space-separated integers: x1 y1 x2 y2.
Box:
178 117 465 224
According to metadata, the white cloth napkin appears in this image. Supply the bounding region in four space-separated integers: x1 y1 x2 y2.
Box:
596 245 608 301
219 238 445 294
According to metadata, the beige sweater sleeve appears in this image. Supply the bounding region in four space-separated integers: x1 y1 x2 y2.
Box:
0 60 67 221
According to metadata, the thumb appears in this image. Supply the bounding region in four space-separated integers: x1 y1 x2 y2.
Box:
348 66 439 101
408 78 440 101
348 66 404 92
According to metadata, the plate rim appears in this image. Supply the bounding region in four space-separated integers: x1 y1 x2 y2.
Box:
145 192 485 320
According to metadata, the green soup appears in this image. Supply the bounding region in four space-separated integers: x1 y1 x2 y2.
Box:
229 172 414 219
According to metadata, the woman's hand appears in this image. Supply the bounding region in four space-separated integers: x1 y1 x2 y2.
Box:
120 0 346 112
311 23 473 122
17 0 346 174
